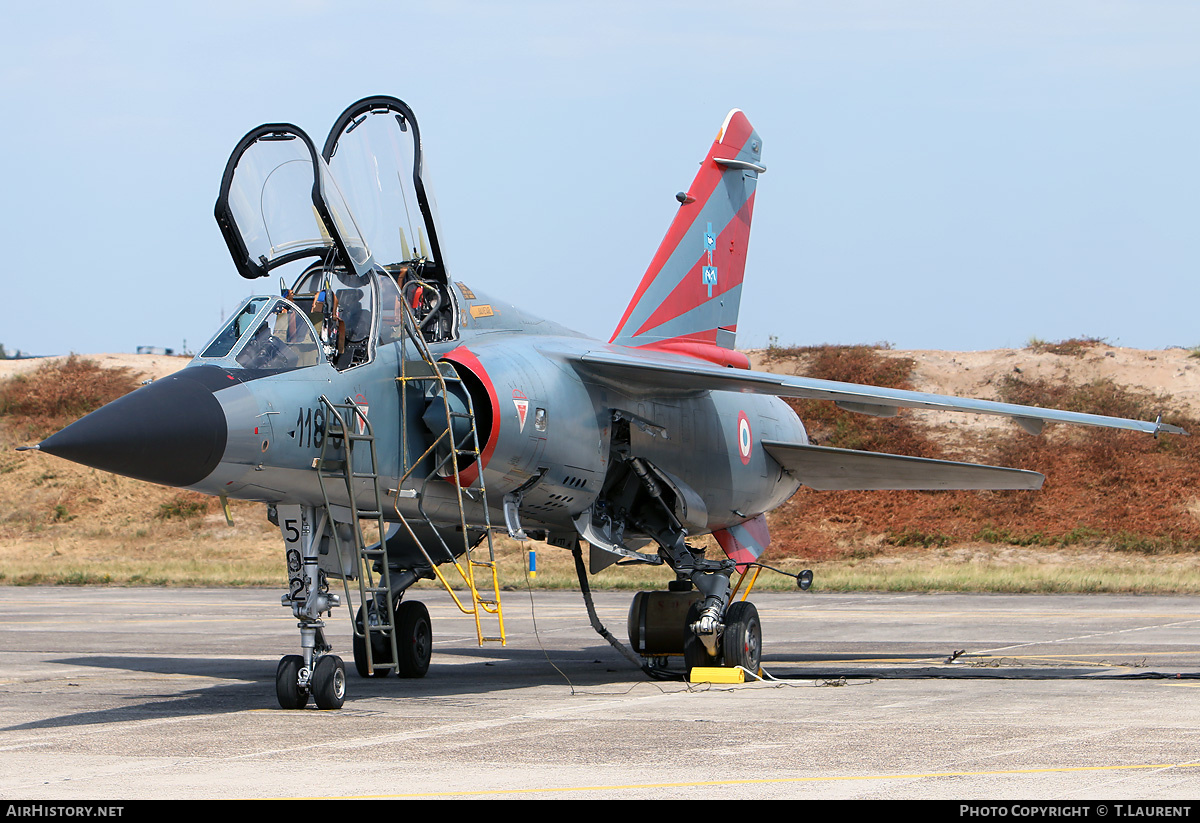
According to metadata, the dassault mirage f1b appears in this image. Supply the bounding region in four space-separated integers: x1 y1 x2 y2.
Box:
26 96 1185 709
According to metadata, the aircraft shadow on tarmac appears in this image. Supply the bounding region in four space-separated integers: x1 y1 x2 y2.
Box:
4 647 665 731
10 644 1196 733
759 652 1200 681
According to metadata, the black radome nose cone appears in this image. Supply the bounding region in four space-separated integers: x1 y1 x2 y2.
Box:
38 371 228 487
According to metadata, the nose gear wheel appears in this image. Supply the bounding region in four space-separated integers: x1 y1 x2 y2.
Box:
312 655 346 710
275 655 308 710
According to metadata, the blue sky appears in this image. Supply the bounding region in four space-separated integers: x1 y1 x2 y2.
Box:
2 1 1197 356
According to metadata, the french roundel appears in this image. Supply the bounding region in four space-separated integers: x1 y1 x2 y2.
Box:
737 411 752 465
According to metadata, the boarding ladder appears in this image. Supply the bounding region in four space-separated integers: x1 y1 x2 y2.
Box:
315 395 401 675
393 294 505 646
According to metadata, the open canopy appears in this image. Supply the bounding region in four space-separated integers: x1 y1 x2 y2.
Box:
212 100 462 364
215 124 376 281
322 96 449 287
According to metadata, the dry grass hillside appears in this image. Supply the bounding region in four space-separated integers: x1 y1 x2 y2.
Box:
0 355 279 585
2 341 1199 591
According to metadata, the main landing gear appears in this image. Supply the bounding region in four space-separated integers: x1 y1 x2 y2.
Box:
643 519 762 678
628 585 763 678
682 599 761 674
627 564 809 679
593 450 767 678
352 598 432 679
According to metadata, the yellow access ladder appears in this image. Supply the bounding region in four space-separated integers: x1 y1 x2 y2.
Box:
393 293 505 646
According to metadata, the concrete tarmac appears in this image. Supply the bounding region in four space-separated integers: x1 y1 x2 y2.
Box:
2 586 1200 799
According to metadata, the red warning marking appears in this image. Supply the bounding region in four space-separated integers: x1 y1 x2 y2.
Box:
513 389 529 432
355 393 369 435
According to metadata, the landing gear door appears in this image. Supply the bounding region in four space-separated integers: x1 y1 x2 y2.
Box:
322 97 450 287
215 124 377 281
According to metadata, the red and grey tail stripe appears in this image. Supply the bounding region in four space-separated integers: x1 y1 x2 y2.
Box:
611 110 762 353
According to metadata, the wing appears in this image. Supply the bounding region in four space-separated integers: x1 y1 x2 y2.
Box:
761 441 1044 490
570 350 1187 437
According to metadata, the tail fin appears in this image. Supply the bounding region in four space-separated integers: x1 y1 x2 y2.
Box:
610 110 763 358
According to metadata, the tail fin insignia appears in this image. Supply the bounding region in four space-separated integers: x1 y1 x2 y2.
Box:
611 110 762 353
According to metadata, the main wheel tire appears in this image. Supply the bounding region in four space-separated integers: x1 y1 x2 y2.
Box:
312 654 346 710
275 655 308 709
395 600 432 678
683 601 717 674
353 602 393 678
721 600 762 673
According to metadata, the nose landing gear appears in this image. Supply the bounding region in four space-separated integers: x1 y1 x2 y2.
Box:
275 652 346 710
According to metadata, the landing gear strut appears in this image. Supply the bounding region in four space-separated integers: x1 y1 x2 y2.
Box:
275 504 345 710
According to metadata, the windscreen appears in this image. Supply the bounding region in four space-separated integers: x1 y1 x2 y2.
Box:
200 297 271 359
235 302 323 370
198 297 324 371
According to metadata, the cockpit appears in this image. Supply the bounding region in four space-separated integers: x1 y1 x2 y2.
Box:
284 261 456 370
198 261 457 374
209 97 458 373
198 296 322 371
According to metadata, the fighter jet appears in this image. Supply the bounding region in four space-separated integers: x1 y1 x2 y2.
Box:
25 96 1185 709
